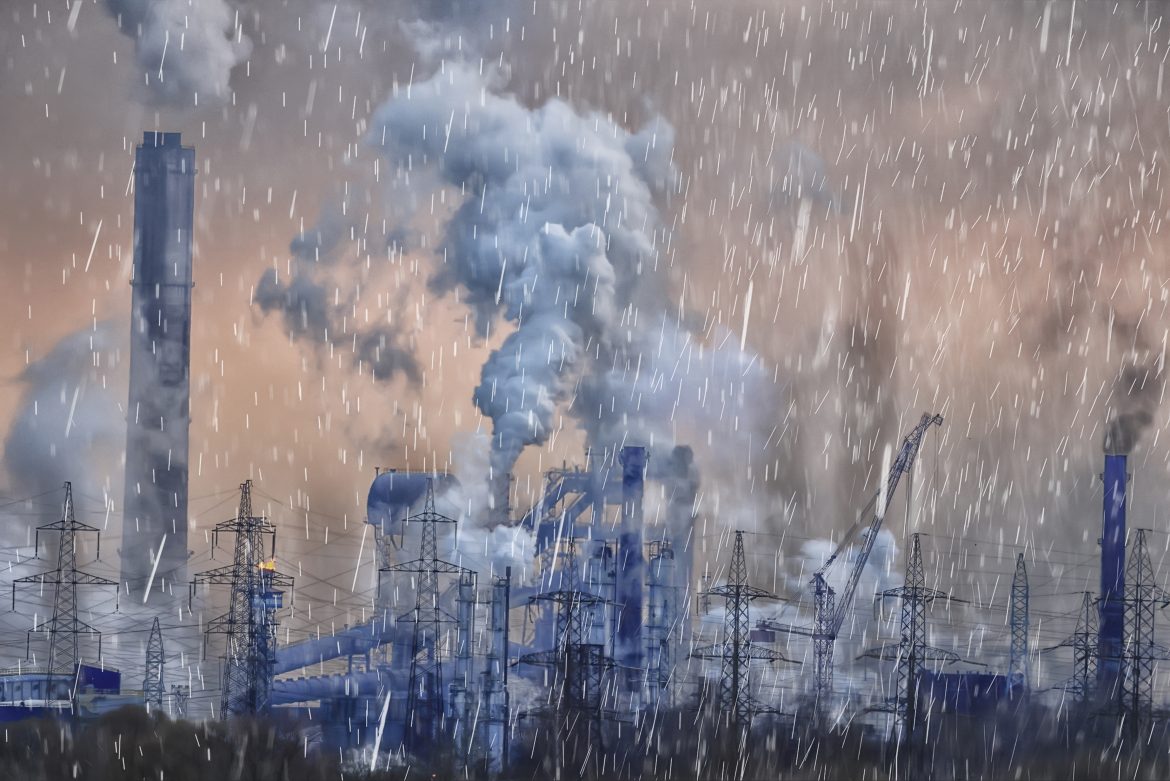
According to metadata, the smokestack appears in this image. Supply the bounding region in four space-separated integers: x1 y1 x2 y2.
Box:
121 131 194 599
1098 451 1127 703
617 446 646 676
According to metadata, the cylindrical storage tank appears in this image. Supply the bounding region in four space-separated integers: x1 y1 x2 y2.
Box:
584 541 615 648
646 541 677 700
366 470 458 534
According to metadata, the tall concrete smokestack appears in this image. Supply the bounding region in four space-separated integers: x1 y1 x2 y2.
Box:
1098 452 1127 702
121 131 194 599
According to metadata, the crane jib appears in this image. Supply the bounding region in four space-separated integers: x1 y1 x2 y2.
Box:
815 413 943 637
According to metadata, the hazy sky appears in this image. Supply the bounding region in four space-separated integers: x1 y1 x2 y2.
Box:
2 0 1170 686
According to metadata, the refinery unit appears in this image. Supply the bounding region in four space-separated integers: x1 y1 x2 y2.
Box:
3 131 1169 778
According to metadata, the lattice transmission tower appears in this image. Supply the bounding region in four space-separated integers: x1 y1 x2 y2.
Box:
520 536 617 779
692 530 787 727
1009 553 1030 690
192 480 293 718
143 617 165 711
1045 591 1098 706
1122 528 1170 729
867 534 956 742
13 482 116 698
380 480 464 750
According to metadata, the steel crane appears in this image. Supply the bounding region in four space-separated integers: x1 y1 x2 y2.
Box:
809 413 943 711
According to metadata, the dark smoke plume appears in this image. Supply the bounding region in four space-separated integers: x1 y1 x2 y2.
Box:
254 265 419 384
1104 362 1161 455
1102 313 1165 455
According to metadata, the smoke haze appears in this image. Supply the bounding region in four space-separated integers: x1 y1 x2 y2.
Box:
4 0 1170 708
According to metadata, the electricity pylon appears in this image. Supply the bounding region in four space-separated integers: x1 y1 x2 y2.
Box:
192 480 293 717
1122 529 1170 730
381 479 463 749
868 534 955 741
1045 591 1097 706
143 617 165 711
692 530 787 726
1009 553 1029 690
13 482 116 700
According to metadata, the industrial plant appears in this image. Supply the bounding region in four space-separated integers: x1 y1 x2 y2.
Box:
0 127 1167 781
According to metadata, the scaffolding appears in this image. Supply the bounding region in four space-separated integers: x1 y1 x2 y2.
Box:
646 540 678 706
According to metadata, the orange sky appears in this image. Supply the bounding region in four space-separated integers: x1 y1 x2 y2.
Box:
2 1 1170 669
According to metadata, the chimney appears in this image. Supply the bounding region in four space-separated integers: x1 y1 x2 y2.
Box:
616 445 647 673
121 131 195 600
1097 452 1127 702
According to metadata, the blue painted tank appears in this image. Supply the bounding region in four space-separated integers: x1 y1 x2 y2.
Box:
365 470 457 533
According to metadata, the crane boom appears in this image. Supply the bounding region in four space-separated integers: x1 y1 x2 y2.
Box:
818 412 943 637
809 412 942 712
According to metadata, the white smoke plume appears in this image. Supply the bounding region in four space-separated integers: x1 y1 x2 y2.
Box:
105 0 250 105
3 325 124 541
368 63 778 516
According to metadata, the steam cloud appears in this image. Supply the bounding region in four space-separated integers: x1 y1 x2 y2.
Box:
105 0 250 105
368 64 779 519
3 326 124 538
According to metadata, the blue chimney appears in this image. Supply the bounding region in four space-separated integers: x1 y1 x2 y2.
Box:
1097 453 1127 702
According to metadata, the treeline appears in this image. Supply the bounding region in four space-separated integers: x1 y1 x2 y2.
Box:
0 707 335 781
2 702 1169 780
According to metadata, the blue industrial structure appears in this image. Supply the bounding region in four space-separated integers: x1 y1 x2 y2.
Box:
252 444 697 766
917 671 1019 717
616 446 646 681
192 480 293 718
1098 452 1127 703
0 664 124 721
